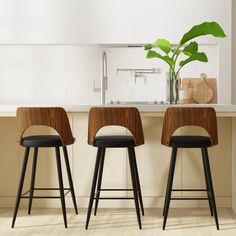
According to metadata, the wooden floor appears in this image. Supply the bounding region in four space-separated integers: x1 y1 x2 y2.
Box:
1 208 236 235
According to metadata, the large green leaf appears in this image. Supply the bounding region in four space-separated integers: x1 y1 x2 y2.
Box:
152 39 171 54
179 52 208 67
182 42 198 56
144 39 171 54
144 44 152 50
146 50 174 66
180 22 226 45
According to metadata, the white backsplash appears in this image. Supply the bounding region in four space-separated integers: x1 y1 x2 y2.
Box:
0 45 218 105
0 45 102 105
106 46 217 103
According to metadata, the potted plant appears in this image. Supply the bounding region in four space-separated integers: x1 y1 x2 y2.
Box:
144 22 226 104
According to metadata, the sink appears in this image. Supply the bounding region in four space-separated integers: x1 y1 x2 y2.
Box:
107 100 166 105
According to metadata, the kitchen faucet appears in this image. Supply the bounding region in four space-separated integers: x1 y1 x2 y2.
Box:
101 51 108 105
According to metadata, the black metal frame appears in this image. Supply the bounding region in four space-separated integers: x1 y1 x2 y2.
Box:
85 146 144 230
12 146 78 229
163 147 219 230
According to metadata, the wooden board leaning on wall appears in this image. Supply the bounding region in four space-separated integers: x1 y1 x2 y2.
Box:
181 78 217 104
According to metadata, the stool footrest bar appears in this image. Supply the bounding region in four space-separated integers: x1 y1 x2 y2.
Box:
21 196 63 199
170 197 209 200
33 188 71 191
21 188 72 198
172 189 207 192
100 189 133 191
93 197 134 200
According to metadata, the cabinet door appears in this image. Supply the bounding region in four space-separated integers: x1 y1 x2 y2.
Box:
130 116 182 200
0 118 18 199
0 0 231 44
73 113 128 207
84 0 232 44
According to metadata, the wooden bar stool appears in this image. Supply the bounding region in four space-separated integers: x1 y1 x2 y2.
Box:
12 107 78 228
161 107 219 230
85 107 145 229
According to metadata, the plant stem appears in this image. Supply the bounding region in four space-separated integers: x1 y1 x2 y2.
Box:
174 72 179 104
168 67 173 104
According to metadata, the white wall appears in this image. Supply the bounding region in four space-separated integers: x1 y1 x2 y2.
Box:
0 0 232 104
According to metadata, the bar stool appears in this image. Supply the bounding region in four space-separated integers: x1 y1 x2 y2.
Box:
12 107 78 228
161 107 219 230
85 107 145 229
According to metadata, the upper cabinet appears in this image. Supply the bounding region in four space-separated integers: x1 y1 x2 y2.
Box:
0 0 232 44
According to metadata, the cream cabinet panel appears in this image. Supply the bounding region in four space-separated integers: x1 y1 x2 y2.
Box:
182 118 232 197
18 125 73 207
72 113 127 200
16 116 73 207
0 118 18 197
127 116 182 198
232 118 236 211
0 113 233 208
181 118 232 199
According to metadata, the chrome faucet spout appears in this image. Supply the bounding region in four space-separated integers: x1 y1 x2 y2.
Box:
101 51 108 105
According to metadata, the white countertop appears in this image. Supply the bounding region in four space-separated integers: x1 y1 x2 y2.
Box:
1 104 236 117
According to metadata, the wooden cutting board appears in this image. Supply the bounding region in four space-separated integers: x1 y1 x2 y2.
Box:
181 78 217 104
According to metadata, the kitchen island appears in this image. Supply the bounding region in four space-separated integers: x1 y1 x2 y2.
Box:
0 104 236 214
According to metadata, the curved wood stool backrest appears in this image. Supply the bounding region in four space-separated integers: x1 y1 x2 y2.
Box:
88 107 144 146
17 107 74 146
161 107 218 147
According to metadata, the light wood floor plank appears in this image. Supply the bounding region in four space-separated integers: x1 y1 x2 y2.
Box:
1 208 236 235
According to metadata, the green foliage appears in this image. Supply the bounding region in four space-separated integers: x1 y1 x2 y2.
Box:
180 22 226 45
179 52 208 67
152 39 172 54
145 21 226 78
182 42 198 56
146 50 174 67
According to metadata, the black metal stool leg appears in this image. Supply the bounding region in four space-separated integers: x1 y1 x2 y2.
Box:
201 148 213 216
163 147 177 230
202 147 219 230
55 147 67 228
62 146 78 215
163 181 168 216
128 147 142 229
131 147 144 216
12 147 30 228
28 147 38 215
85 147 102 229
94 148 106 216
163 148 176 217
163 148 177 217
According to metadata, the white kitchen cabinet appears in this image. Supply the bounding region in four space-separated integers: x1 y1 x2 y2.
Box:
0 0 231 44
84 0 232 44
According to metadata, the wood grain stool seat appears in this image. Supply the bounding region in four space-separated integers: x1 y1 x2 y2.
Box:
86 107 145 230
12 107 78 229
161 107 219 230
